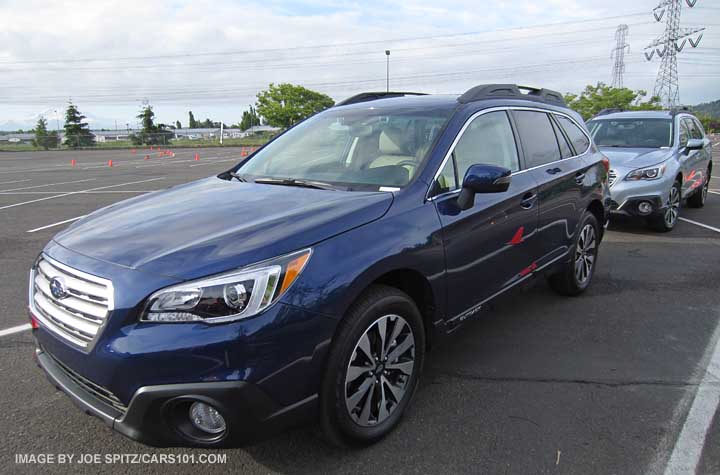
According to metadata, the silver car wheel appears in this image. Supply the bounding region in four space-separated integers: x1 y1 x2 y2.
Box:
574 224 596 285
665 185 680 227
345 314 415 427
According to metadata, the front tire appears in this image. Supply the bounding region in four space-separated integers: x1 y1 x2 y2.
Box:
649 180 681 232
320 285 425 447
547 211 600 296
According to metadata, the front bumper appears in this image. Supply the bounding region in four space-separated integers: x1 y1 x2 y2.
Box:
35 345 317 447
609 174 672 217
610 195 665 217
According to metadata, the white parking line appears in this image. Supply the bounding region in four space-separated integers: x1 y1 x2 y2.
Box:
0 178 31 186
27 215 86 233
664 323 720 474
0 178 95 193
710 191 720 196
0 178 165 212
678 217 720 234
0 323 32 338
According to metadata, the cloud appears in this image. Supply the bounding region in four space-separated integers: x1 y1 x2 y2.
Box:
0 0 717 126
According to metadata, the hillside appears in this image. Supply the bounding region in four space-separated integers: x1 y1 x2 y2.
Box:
692 99 720 118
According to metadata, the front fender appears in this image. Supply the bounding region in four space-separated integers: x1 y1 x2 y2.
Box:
280 199 446 324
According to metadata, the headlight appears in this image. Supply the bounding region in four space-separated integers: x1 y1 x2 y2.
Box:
141 248 311 323
625 164 665 181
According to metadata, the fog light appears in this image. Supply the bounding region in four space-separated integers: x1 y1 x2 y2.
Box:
189 402 226 435
637 201 653 215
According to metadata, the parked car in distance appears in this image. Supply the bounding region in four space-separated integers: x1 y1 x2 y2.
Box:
30 84 610 448
586 109 713 231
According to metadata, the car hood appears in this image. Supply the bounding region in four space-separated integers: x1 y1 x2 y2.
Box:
599 147 673 170
53 177 393 280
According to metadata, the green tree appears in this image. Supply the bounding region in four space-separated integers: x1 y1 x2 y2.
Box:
176 120 182 129
130 105 174 145
188 111 197 128
564 83 663 121
32 116 59 150
256 83 334 129
238 105 261 131
696 114 719 133
63 102 94 148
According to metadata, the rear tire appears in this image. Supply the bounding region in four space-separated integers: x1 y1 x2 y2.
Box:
687 169 710 208
320 285 425 447
547 211 600 296
649 180 681 232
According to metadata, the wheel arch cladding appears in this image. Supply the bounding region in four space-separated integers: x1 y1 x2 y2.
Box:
373 269 436 348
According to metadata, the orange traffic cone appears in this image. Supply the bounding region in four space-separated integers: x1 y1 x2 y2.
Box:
194 153 200 161
108 159 113 167
70 159 76 167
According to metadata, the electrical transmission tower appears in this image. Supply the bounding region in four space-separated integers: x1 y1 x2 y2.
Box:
611 25 630 88
644 0 705 106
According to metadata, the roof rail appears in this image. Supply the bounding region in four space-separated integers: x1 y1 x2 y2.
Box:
335 91 428 107
457 84 566 106
669 105 691 117
595 108 625 117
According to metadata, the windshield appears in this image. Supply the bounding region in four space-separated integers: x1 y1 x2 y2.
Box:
235 105 452 190
586 118 673 148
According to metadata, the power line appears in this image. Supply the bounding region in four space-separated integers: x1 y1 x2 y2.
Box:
0 11 653 66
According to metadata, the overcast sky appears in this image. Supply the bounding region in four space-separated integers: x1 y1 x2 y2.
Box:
0 0 718 129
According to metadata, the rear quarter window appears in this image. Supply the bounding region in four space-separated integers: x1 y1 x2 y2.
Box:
556 115 590 155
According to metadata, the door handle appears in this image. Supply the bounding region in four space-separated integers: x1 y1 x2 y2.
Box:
575 172 586 184
546 167 562 175
521 192 537 209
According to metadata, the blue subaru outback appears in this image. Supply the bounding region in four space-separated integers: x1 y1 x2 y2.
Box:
30 85 610 447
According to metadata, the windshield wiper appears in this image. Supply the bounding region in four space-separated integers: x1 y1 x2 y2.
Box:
229 172 248 182
253 177 339 190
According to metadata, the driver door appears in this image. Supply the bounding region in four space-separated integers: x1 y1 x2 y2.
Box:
432 110 540 323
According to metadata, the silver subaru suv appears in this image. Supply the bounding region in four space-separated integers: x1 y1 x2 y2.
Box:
586 109 712 232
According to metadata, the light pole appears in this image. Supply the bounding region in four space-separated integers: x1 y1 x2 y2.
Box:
385 50 390 92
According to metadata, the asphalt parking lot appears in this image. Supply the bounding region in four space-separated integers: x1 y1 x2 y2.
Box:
0 144 719 474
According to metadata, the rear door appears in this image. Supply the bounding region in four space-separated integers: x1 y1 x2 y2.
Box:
432 109 539 322
512 109 590 268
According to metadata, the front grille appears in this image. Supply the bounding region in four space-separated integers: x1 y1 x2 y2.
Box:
608 169 617 186
45 349 127 414
30 255 113 351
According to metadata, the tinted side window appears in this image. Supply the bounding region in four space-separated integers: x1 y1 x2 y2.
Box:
551 117 573 158
686 118 702 140
556 115 590 154
453 111 520 181
513 111 561 167
693 119 706 138
436 156 457 193
679 120 690 147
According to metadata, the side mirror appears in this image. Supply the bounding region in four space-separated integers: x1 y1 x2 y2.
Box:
457 164 512 210
686 138 704 151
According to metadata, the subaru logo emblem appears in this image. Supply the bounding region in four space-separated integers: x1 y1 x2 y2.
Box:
49 277 68 300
